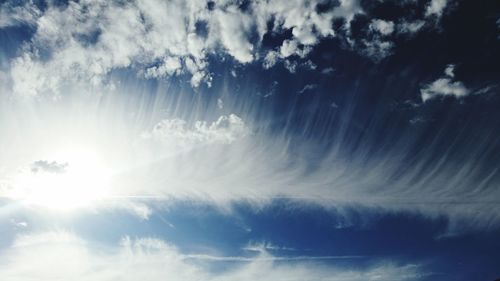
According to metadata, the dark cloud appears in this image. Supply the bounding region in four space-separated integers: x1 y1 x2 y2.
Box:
31 160 68 174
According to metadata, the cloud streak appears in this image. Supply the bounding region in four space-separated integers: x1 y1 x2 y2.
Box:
0 77 498 234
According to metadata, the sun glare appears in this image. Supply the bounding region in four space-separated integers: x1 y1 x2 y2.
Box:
11 148 111 211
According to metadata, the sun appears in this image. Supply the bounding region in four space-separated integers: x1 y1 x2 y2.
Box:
11 148 112 211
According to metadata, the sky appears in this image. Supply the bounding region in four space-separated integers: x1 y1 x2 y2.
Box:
0 0 499 280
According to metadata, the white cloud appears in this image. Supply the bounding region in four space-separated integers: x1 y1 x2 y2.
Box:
0 2 40 28
444 64 455 77
351 18 399 61
3 0 368 96
284 59 298 73
10 219 28 228
280 39 300 58
420 78 468 102
397 21 426 34
1 76 497 234
263 51 279 69
243 242 296 252
297 84 318 94
370 19 395 36
212 7 254 63
145 56 182 78
420 65 470 102
145 114 248 147
425 0 448 18
0 231 425 281
361 39 394 61
2 0 453 92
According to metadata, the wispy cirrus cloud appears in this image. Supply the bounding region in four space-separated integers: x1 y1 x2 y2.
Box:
0 1 40 28
0 84 498 234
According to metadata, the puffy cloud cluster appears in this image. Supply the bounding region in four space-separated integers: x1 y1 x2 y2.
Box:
369 19 395 36
4 0 363 96
348 0 451 60
144 114 248 149
0 231 425 281
1 0 454 96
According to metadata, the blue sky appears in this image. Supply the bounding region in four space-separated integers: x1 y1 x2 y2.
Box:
0 0 499 280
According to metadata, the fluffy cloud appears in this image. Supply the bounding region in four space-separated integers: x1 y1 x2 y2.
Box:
420 64 470 102
3 0 366 97
0 231 425 281
425 0 448 18
144 114 249 148
2 0 454 95
360 39 394 61
397 21 426 34
370 19 395 36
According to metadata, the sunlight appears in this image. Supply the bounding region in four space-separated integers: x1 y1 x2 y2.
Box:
10 148 111 211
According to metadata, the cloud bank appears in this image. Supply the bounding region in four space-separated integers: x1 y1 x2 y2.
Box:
1 0 451 96
0 231 425 281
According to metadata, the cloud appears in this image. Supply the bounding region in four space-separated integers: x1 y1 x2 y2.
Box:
420 65 470 102
3 0 367 96
0 87 498 234
280 39 300 58
213 7 254 63
145 57 182 78
349 18 399 60
143 114 249 149
360 39 394 61
297 84 318 94
2 0 455 93
10 219 28 229
0 1 40 28
397 21 426 34
0 231 425 281
321 67 335 75
425 0 448 18
243 242 297 252
344 1 450 60
370 19 395 36
31 160 68 174
444 64 455 77
263 51 280 69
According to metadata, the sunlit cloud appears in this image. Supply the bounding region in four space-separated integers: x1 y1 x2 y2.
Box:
0 0 499 279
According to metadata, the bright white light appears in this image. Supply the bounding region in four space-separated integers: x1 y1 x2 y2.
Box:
10 148 111 211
